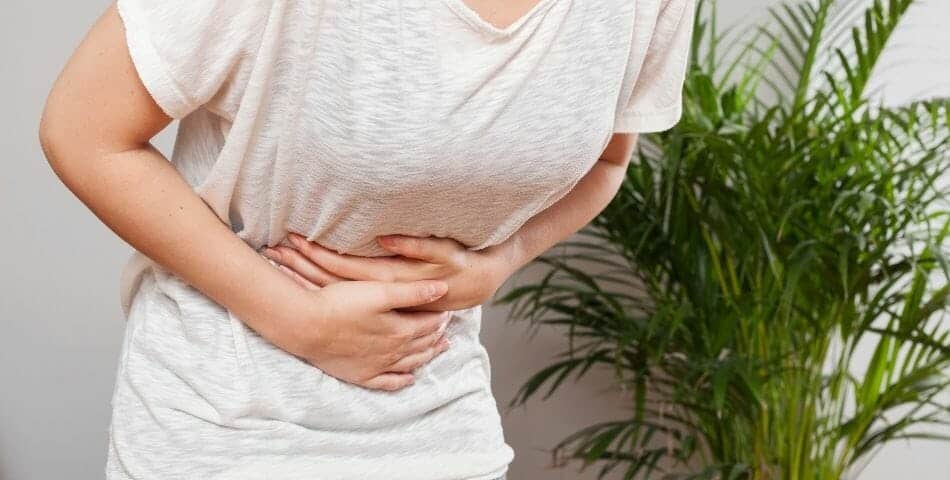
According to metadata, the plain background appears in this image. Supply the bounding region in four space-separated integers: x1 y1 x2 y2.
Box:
2 1 948 479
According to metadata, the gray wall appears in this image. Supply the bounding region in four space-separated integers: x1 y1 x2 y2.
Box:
2 1 948 479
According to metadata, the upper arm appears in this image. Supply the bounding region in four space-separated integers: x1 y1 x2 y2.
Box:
40 0 274 160
39 3 172 159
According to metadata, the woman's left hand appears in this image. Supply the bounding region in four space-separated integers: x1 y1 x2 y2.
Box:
262 232 519 312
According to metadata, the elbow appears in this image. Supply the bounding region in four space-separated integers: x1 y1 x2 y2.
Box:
38 105 91 191
37 99 86 191
38 122 56 168
598 151 633 170
38 99 65 168
37 101 94 197
598 133 638 168
37 95 88 178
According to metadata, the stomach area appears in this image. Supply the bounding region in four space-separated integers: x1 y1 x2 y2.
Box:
126 266 499 433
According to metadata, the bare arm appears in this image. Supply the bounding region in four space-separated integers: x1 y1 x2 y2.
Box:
38 4 304 341
496 133 639 270
38 3 451 391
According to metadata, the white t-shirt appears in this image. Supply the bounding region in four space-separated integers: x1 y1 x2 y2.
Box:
108 0 696 479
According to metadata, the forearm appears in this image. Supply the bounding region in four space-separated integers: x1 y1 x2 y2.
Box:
37 4 311 353
41 140 304 341
495 136 637 271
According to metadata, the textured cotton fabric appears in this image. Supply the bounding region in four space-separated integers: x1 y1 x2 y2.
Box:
108 0 696 478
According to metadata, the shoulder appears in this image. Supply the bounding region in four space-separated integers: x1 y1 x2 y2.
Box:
116 0 281 38
597 0 695 46
115 0 285 119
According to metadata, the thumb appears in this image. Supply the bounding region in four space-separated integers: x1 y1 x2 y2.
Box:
380 280 448 310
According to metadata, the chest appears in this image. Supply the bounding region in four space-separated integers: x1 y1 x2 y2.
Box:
450 0 547 31
275 0 632 196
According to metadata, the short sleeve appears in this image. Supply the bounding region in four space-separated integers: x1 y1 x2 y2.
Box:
613 0 697 133
115 0 274 119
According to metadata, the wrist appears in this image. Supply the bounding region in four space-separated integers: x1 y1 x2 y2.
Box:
275 286 335 358
239 262 330 356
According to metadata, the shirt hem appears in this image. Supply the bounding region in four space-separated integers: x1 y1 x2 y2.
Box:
613 101 683 133
207 450 514 480
115 0 196 119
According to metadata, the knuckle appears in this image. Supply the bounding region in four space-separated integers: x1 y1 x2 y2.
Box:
416 321 434 338
417 338 435 353
383 351 402 365
431 315 449 332
406 342 424 357
379 319 397 335
381 316 405 334
420 324 438 339
386 358 405 372
399 317 419 340
395 324 415 341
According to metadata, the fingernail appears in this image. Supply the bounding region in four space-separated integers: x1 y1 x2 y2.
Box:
262 248 279 260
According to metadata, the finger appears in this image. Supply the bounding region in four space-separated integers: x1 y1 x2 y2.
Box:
277 264 321 291
362 372 415 391
402 325 448 354
387 338 451 373
263 250 321 290
268 245 345 286
391 310 450 339
288 233 390 280
379 280 448 310
376 235 462 264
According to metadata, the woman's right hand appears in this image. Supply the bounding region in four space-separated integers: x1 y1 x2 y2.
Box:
273 279 453 392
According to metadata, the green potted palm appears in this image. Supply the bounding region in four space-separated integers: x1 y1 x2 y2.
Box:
496 0 950 478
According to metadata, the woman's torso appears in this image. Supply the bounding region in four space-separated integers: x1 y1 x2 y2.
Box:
172 0 632 257
113 0 638 478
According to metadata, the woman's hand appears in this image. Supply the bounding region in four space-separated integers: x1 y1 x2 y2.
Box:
275 278 454 391
263 233 520 312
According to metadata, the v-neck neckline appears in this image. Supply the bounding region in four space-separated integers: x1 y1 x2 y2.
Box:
441 0 559 39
